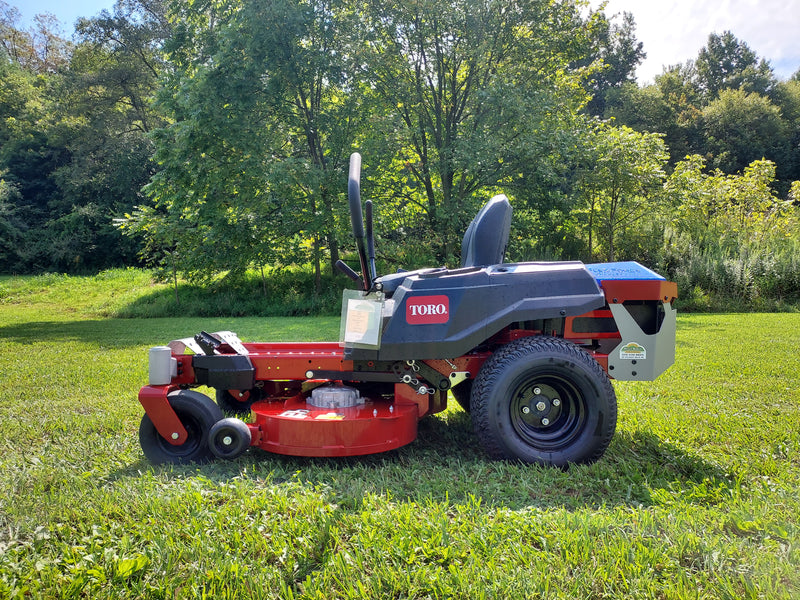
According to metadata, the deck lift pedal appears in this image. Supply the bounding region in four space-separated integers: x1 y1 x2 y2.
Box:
137 153 677 467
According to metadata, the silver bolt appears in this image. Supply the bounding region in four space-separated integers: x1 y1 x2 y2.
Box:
171 432 179 440
533 387 542 395
222 435 233 446
552 398 561 407
521 406 531 414
305 370 314 379
541 418 550 426
536 401 547 412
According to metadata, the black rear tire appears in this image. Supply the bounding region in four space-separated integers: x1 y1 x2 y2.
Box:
471 336 617 467
139 390 223 464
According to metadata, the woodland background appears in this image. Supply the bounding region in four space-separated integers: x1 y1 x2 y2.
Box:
2 0 799 311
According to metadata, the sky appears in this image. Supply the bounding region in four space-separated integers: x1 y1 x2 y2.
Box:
14 0 115 31
589 0 800 83
13 0 800 84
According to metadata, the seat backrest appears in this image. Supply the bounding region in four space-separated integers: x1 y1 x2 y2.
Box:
460 194 512 268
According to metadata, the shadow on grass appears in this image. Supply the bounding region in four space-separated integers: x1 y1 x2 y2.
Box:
114 273 344 319
0 316 340 349
111 408 734 512
0 319 226 348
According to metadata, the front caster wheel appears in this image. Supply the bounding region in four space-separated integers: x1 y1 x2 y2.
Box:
471 336 617 467
139 390 223 464
208 418 252 460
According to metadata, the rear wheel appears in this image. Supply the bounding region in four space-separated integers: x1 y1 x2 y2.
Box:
139 390 223 464
471 336 616 467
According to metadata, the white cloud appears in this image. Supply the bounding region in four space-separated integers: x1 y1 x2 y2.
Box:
590 0 800 82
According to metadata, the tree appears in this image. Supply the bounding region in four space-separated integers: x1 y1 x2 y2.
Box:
38 0 171 271
1 2 71 73
0 173 24 268
583 10 645 117
575 123 668 262
73 0 170 136
773 79 800 185
694 31 775 99
701 89 789 179
0 51 67 271
0 0 168 272
133 0 360 287
358 0 593 263
666 155 796 252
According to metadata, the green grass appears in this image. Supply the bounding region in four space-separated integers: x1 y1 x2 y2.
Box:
1 274 799 598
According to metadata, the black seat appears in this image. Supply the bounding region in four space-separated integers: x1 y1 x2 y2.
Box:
460 194 512 268
374 194 512 296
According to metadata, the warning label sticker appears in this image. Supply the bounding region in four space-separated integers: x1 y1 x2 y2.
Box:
279 410 310 419
314 412 345 421
620 342 646 360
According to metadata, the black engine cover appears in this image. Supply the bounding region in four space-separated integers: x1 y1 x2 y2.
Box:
352 261 605 361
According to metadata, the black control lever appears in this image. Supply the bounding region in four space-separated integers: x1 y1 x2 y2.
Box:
348 153 370 291
365 199 377 284
335 260 364 287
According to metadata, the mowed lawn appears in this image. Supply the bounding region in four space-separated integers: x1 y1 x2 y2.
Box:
0 272 798 599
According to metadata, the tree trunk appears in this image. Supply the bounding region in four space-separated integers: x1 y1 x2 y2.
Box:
313 236 322 294
172 253 180 304
322 187 339 274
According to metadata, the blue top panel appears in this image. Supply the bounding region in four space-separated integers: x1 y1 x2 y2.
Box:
585 261 665 282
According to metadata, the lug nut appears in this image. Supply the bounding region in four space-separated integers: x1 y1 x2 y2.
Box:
171 432 179 440
535 401 547 412
541 418 550 426
521 406 531 414
552 398 561 407
222 436 233 446
533 387 542 395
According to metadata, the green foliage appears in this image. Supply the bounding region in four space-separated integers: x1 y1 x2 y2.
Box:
574 122 669 262
359 0 593 263
0 0 166 273
2 0 800 317
582 10 645 117
1 280 800 598
701 89 789 176
131 0 360 285
693 31 776 99
663 155 800 307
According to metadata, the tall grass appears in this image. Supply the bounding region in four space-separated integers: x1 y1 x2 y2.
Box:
1 273 799 598
667 239 800 312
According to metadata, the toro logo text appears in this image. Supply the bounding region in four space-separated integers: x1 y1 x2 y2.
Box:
406 295 450 325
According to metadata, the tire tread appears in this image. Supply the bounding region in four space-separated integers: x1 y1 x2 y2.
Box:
471 336 617 465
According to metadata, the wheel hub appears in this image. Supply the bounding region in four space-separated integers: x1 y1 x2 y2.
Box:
509 376 587 451
516 385 563 429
